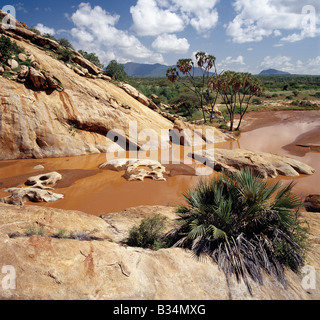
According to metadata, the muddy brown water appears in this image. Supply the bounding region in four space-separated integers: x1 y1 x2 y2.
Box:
0 110 319 216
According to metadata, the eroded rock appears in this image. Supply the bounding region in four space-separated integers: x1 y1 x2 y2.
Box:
99 159 167 181
124 160 167 181
25 172 62 190
191 148 315 178
0 187 64 205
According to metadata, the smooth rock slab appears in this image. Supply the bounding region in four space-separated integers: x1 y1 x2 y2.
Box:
190 148 315 178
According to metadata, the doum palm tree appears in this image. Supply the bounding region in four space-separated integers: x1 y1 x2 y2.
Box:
168 168 308 294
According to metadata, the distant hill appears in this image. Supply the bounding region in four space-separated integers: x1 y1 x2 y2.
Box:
123 62 169 77
259 69 291 76
123 62 215 77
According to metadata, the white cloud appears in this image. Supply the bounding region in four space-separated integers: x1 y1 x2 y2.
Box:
130 0 185 36
130 0 219 36
68 2 164 65
217 55 246 72
260 55 320 74
226 0 320 43
151 34 190 53
34 23 55 36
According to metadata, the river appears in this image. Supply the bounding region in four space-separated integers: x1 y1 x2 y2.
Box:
0 110 319 215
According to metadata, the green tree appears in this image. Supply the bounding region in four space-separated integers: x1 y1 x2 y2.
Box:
104 60 127 81
57 38 74 49
166 52 218 123
208 71 264 131
78 50 104 69
169 168 308 294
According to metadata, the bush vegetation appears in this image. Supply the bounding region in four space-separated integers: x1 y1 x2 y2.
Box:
0 35 24 62
127 214 168 250
166 168 308 294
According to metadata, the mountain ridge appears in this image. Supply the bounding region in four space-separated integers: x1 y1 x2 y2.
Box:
123 62 215 77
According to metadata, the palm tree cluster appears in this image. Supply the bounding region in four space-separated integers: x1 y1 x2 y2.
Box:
166 52 264 130
168 168 308 294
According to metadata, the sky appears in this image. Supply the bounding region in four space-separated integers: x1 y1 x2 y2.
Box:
3 0 320 74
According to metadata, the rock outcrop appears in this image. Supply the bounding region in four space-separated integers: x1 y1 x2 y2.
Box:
0 26 173 160
191 148 315 178
0 203 318 300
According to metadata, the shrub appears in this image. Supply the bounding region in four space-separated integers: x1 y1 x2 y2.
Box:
71 230 92 241
58 38 74 49
168 168 308 294
127 215 168 250
26 225 45 237
78 50 104 69
57 48 74 62
0 35 24 62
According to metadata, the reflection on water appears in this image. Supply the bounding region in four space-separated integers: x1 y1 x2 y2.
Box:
0 113 319 215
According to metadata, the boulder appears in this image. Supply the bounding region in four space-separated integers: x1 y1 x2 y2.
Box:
191 148 315 179
0 187 64 205
28 67 47 89
18 53 28 62
72 53 102 75
123 160 167 181
305 195 320 212
18 65 29 78
7 58 19 70
99 159 167 181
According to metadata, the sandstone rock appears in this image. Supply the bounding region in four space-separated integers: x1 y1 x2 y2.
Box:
0 35 173 160
123 160 167 181
73 66 86 77
0 65 4 75
33 165 45 170
42 70 59 89
191 148 315 178
305 195 320 212
101 74 111 81
0 203 318 300
25 172 62 190
73 53 102 75
32 61 41 70
172 119 232 146
0 187 64 205
7 58 19 70
28 67 47 89
18 53 28 62
99 159 136 171
18 65 29 78
99 159 167 181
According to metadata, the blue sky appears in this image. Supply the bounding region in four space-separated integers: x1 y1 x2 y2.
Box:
4 0 320 74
